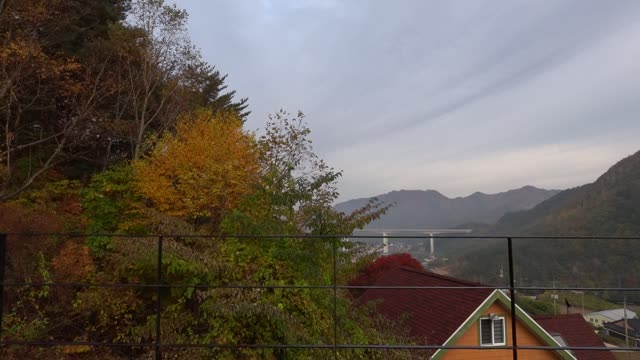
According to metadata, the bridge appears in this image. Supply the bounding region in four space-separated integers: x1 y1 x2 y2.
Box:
352 228 472 257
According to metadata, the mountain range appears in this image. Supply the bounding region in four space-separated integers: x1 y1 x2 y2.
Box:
335 186 560 229
337 149 640 301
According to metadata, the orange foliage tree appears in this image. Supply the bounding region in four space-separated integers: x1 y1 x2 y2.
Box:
134 109 259 228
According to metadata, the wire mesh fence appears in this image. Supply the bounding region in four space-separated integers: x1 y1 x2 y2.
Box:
0 233 639 359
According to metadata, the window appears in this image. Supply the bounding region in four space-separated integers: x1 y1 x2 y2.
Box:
551 334 574 355
480 316 506 346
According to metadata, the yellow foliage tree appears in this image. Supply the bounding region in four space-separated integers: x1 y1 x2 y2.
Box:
134 110 259 227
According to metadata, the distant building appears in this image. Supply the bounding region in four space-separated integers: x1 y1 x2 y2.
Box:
584 309 638 328
602 318 640 347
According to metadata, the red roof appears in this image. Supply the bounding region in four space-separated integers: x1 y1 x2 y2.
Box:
357 266 493 345
535 314 615 360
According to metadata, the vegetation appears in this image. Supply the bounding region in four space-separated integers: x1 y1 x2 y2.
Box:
0 1 403 359
0 0 247 201
515 296 556 316
3 0 635 356
349 253 424 298
538 291 619 312
134 109 259 229
516 291 619 317
493 149 640 236
453 150 640 301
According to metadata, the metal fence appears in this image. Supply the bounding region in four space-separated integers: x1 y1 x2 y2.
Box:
0 233 639 359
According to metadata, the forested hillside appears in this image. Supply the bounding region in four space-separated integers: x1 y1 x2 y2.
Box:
0 1 409 359
453 150 640 299
492 150 640 236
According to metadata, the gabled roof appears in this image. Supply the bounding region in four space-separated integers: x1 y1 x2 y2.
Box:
535 314 615 360
358 267 575 360
357 267 493 345
432 290 575 360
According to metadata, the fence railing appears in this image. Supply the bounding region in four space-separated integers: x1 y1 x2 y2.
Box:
0 233 639 359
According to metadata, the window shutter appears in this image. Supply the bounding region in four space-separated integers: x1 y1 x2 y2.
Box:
493 319 505 344
480 319 493 345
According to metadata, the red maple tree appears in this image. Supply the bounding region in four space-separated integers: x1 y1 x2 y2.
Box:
350 253 424 297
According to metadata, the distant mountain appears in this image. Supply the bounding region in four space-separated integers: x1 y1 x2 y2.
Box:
453 150 640 298
335 186 560 229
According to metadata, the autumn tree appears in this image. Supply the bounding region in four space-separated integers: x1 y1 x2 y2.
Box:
134 109 259 228
0 0 249 198
349 253 425 297
93 0 249 162
0 0 118 200
1 1 412 357
62 0 250 171
2 108 409 359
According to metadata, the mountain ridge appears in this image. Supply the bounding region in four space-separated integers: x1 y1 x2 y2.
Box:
453 149 640 298
335 185 561 229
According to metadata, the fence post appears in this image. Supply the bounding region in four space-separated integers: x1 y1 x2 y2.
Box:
155 236 163 360
333 236 338 360
0 233 6 342
507 237 518 360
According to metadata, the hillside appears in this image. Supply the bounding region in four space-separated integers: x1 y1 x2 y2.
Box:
492 149 640 236
453 150 640 298
335 186 560 229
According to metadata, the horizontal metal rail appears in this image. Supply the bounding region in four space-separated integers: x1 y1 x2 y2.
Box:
0 340 637 351
1 283 640 292
2 232 640 240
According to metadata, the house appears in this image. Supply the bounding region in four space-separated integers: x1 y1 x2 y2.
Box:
585 310 638 328
535 314 616 360
358 266 576 359
602 318 640 347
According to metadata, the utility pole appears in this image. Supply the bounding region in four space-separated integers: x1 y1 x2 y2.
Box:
624 295 629 348
553 279 557 316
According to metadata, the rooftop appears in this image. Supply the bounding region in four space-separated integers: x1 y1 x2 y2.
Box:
588 309 638 321
605 318 640 337
535 314 615 360
357 266 493 345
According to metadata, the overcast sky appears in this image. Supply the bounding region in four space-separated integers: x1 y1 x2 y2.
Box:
177 0 640 201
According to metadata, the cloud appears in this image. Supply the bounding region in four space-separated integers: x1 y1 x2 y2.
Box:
176 0 640 200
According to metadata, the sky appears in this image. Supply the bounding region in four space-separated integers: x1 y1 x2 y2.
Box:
176 0 640 201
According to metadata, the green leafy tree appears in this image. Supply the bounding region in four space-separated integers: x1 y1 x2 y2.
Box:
223 110 389 236
211 110 403 359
